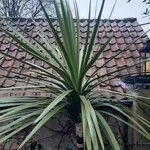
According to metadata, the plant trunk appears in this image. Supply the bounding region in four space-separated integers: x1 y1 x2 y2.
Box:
75 123 83 150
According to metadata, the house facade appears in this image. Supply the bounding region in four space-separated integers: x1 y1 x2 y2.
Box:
0 18 149 149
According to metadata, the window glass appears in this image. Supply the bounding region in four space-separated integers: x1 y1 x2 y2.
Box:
146 61 150 74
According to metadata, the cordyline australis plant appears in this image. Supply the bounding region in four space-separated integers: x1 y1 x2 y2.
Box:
0 0 150 149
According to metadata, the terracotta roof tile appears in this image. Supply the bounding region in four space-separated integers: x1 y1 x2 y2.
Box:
123 50 132 59
105 59 116 68
103 49 113 59
111 21 117 27
98 25 105 32
116 57 126 67
118 68 129 76
118 21 125 27
114 31 122 38
110 43 119 51
131 50 140 58
86 65 96 77
119 43 127 50
95 58 105 67
0 18 149 94
116 37 125 44
112 26 120 32
96 67 107 77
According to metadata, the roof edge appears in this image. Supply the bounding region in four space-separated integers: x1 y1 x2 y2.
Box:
0 17 137 23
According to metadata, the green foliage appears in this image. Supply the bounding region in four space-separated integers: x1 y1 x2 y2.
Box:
0 0 150 149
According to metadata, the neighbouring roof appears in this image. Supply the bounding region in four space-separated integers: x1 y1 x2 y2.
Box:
0 18 149 96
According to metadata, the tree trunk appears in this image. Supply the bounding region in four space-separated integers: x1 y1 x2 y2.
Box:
75 123 83 150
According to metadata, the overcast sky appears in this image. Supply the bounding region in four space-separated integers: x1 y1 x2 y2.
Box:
72 0 150 37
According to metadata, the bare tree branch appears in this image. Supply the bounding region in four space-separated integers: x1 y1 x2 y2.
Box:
0 0 55 18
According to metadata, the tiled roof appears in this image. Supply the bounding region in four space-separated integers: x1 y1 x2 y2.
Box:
0 18 149 96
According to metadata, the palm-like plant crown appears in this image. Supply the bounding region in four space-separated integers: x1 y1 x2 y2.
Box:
0 0 150 149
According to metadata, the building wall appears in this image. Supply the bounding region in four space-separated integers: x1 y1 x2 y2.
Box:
125 85 150 150
0 88 149 150
132 89 150 150
0 115 76 150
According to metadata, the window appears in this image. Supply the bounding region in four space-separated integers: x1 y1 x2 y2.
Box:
142 60 150 74
140 40 150 75
145 61 150 74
